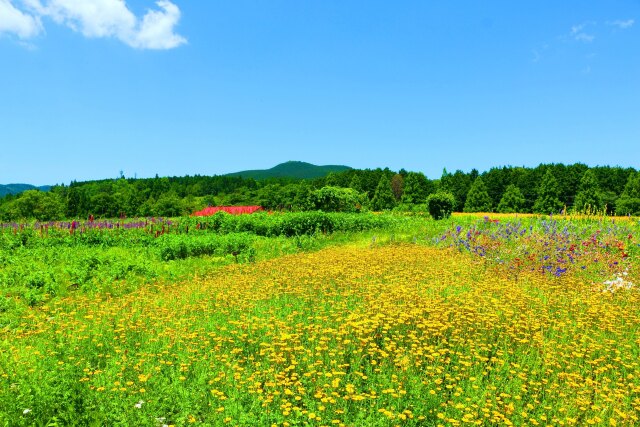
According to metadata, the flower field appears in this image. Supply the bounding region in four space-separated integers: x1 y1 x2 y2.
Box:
1 214 639 425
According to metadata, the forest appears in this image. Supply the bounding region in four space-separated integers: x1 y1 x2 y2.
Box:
1 163 639 220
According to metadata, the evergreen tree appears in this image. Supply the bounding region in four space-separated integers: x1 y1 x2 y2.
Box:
533 169 564 214
573 169 603 213
483 167 510 208
401 172 429 204
371 175 396 211
439 168 453 192
616 172 640 215
516 167 539 213
622 171 640 198
390 174 404 201
450 170 472 211
497 184 525 213
348 173 364 193
464 177 492 213
324 172 340 187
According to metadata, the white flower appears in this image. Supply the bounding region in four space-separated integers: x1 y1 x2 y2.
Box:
23 409 32 415
134 400 144 409
602 275 635 293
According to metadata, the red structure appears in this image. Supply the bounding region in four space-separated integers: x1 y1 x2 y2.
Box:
193 206 264 216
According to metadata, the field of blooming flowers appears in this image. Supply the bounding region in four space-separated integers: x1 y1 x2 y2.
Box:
0 213 639 425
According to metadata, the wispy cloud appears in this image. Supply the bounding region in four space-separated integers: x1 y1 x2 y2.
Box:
0 0 42 39
531 43 548 63
607 19 635 30
570 22 595 42
0 0 186 49
533 19 633 71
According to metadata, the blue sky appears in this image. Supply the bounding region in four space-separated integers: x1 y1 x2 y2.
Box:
1 1 638 185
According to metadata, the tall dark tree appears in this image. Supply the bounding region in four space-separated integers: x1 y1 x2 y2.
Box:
573 169 603 213
439 168 453 192
533 169 564 214
564 163 589 206
401 172 431 204
464 177 492 213
390 174 404 201
348 173 364 193
497 184 526 213
616 172 640 215
371 175 396 211
483 166 510 208
514 167 540 213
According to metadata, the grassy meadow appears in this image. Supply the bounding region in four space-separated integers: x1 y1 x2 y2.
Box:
1 212 639 426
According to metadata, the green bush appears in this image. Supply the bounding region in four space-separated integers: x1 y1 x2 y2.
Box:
616 197 640 216
311 186 365 212
183 212 397 237
155 233 255 261
427 192 455 220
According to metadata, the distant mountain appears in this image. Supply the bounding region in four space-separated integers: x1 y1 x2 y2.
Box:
0 184 51 197
225 161 351 180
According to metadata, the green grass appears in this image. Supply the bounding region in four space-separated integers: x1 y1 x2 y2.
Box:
0 213 638 425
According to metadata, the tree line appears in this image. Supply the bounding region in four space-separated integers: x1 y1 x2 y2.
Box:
1 163 639 221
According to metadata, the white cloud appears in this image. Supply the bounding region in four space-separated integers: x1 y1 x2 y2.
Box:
571 22 595 42
3 0 186 49
0 0 42 39
128 1 185 49
33 0 137 38
574 32 594 42
608 19 635 30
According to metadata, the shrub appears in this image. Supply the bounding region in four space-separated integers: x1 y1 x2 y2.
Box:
155 233 255 261
312 186 365 213
616 197 640 216
427 192 455 220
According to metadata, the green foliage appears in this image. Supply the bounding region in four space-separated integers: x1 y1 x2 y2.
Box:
186 211 397 237
533 170 564 214
0 190 64 220
400 172 432 205
427 191 455 220
154 192 186 217
463 177 492 213
0 212 409 309
616 198 640 216
348 174 364 193
449 170 473 211
621 172 640 198
291 182 314 211
156 233 255 261
371 175 396 211
390 174 404 201
311 186 364 213
573 170 603 213
616 172 640 215
497 185 525 213
3 163 639 220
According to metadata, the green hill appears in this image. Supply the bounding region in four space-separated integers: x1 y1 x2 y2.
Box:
0 184 51 197
225 161 351 180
